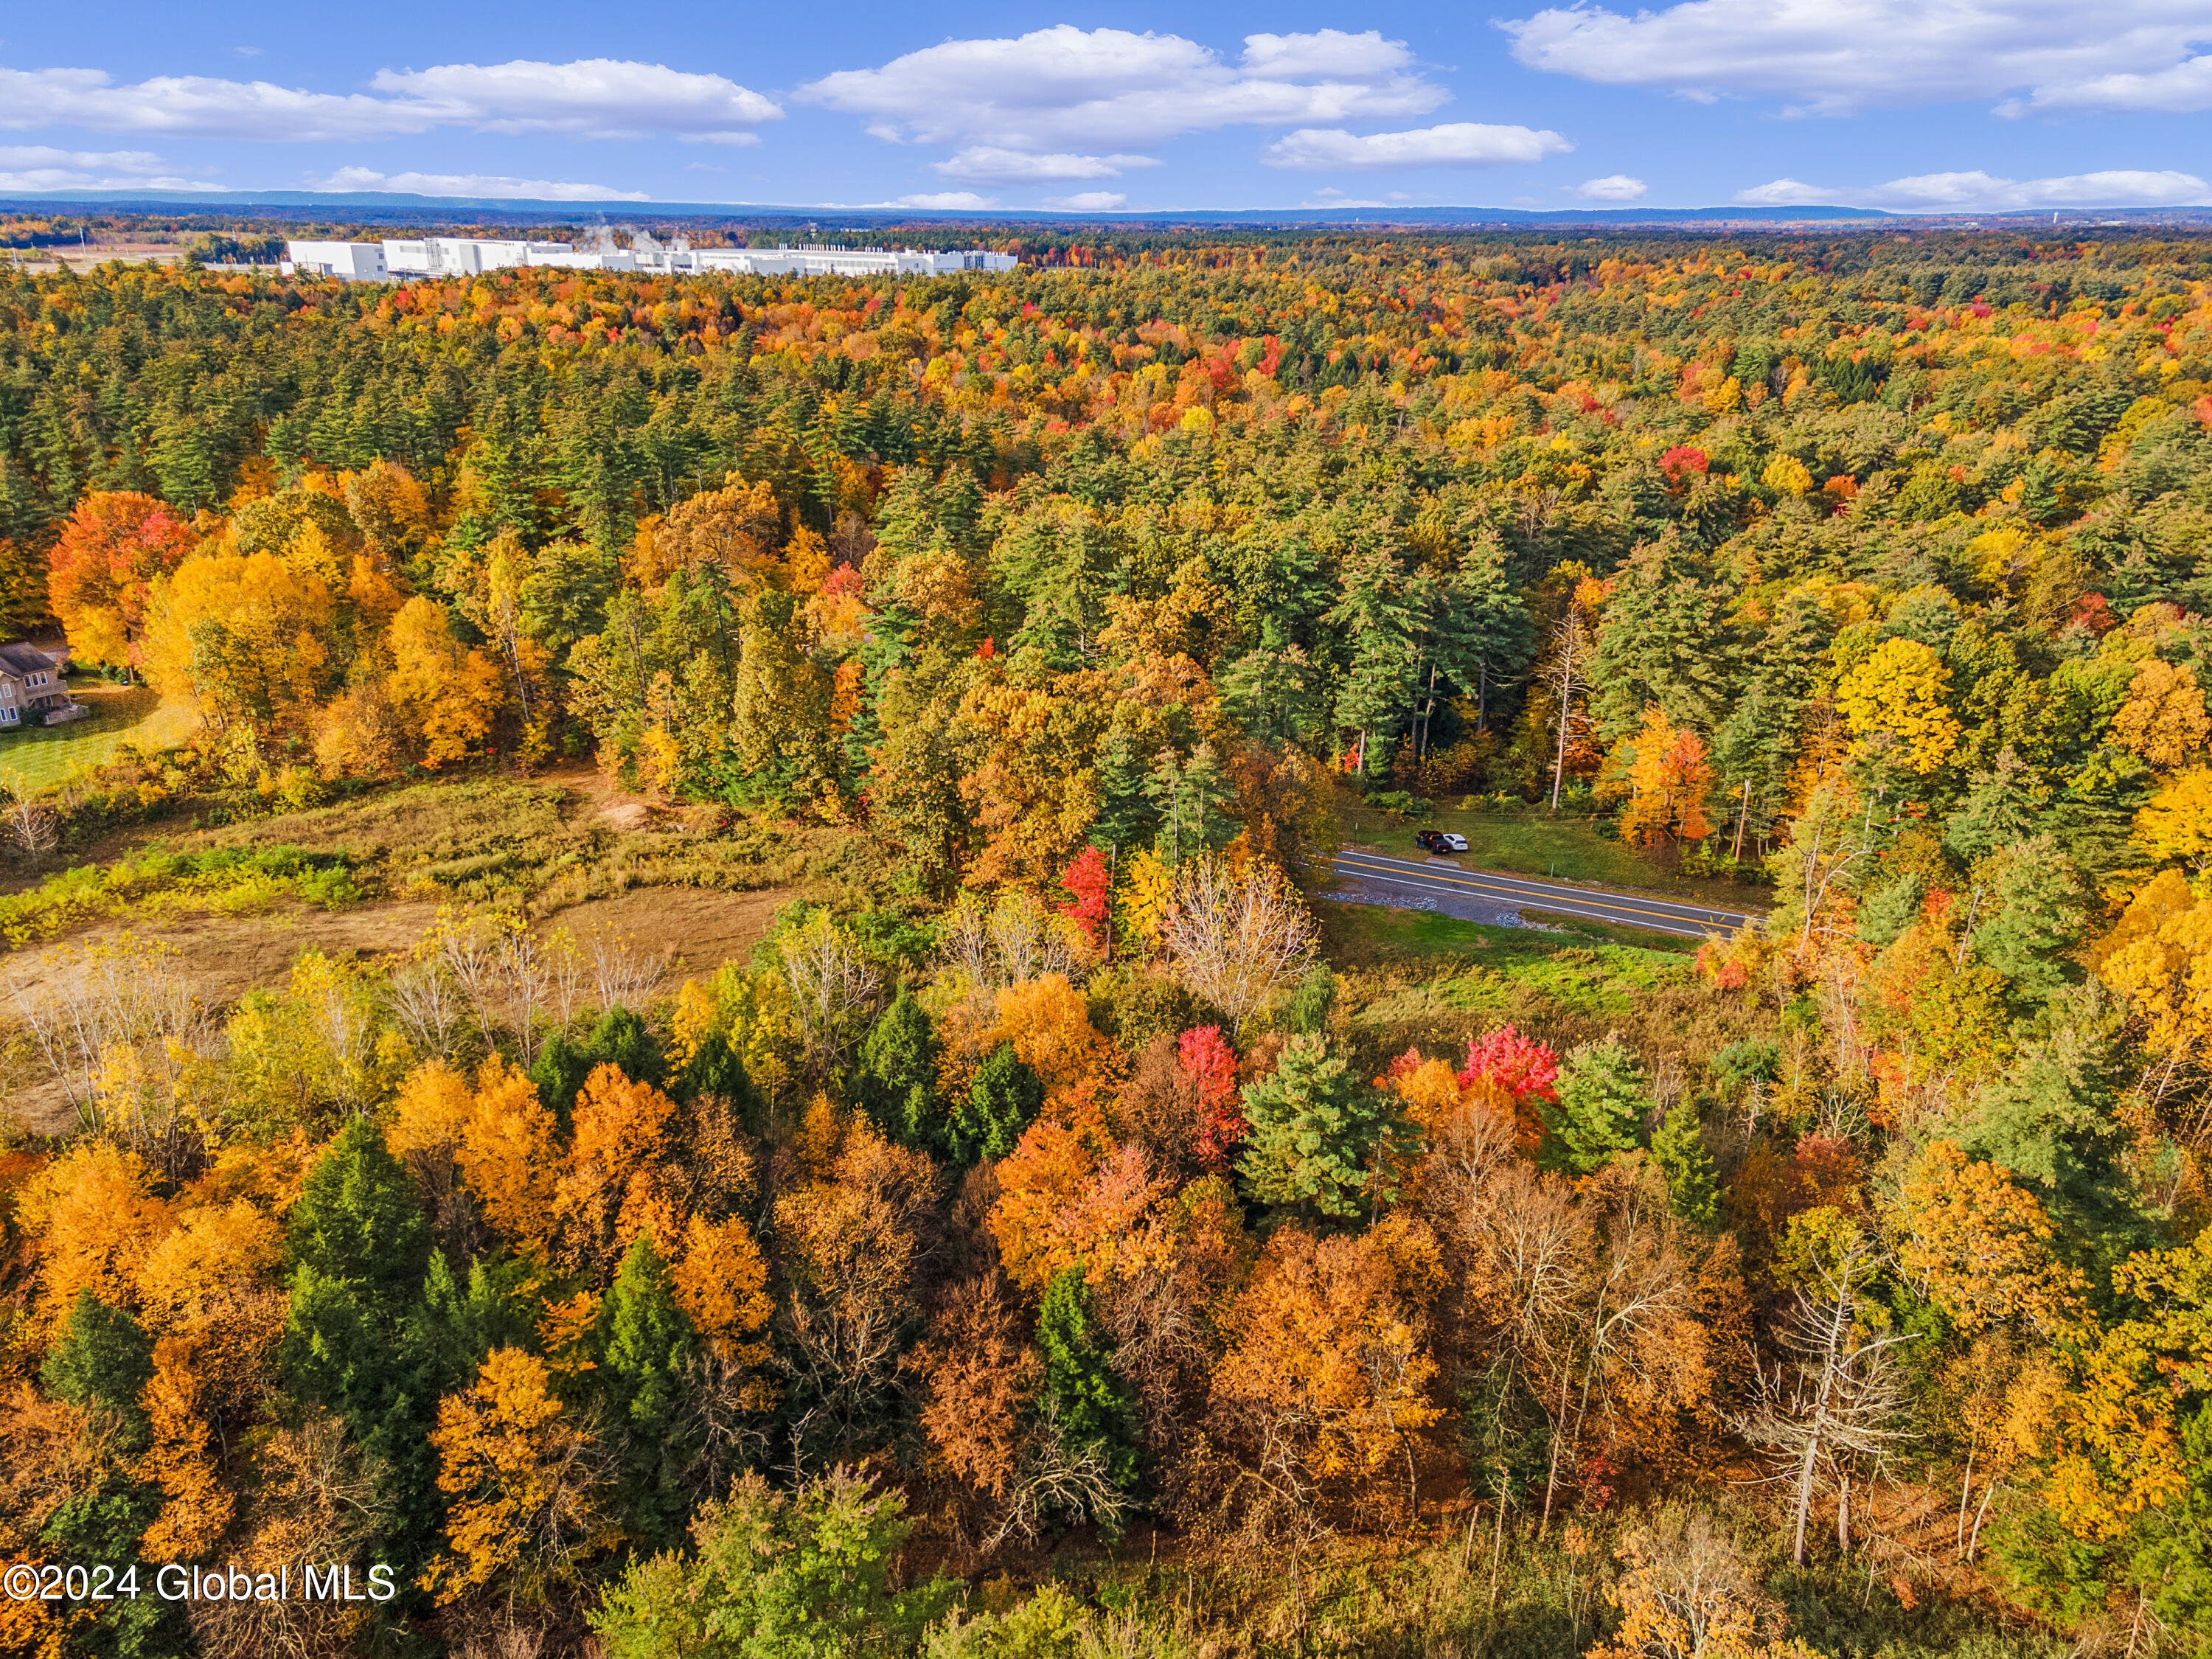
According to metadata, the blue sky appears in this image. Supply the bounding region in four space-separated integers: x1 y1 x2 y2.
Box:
4 1 2211 213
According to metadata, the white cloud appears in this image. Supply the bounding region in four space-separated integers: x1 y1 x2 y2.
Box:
0 67 438 140
1303 196 1391 208
312 166 650 201
1042 191 1129 210
0 59 779 142
933 146 1158 184
1263 122 1570 170
0 144 210 191
2014 53 2212 113
1502 0 2212 116
1736 168 2212 210
1568 173 1646 201
370 59 780 139
888 190 998 209
802 26 1444 152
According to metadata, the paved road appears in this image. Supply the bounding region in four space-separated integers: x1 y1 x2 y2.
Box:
1330 849 1761 940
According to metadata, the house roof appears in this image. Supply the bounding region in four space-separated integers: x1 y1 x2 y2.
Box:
0 643 58 678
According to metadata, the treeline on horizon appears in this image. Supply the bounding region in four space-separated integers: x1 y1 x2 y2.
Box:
0 229 2208 1658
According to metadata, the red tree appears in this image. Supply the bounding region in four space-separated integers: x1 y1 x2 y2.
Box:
1058 844 1112 949
1178 1024 1245 1168
1458 1025 1560 1103
47 491 198 670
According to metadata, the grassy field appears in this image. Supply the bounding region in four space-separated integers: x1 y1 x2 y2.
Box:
0 681 195 791
1335 790 1765 911
1317 894 1699 964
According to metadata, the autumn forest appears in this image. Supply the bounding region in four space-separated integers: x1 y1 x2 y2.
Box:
0 222 2210 1658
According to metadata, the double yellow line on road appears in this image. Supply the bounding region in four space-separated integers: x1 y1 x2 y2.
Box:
1332 852 1756 936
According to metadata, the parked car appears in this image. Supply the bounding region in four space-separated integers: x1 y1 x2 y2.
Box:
1413 830 1469 854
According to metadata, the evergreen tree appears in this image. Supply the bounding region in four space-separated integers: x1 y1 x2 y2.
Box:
855 987 943 1149
1431 529 1534 735
1857 871 1926 949
949 1044 1045 1164
1649 1105 1719 1225
1286 964 1338 1035
41 1290 153 1447
1219 645 1323 747
1237 1035 1402 1219
1959 1005 2152 1279
411 1251 534 1399
279 1120 440 1562
1972 835 2088 1011
1946 746 2041 863
1036 1269 1139 1502
681 1027 766 1124
535 1004 670 1111
599 1235 704 1549
1587 534 1739 742
585 1006 669 1087
1144 740 1237 868
287 1116 432 1297
1543 1037 1649 1175
1329 553 1425 779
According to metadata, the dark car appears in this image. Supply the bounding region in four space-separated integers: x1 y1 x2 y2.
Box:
1414 830 1469 854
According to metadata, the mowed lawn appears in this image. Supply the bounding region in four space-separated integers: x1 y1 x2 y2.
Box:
0 681 195 791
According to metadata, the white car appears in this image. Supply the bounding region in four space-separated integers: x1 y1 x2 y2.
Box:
1416 830 1469 854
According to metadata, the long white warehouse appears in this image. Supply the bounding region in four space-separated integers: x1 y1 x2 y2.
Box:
283 234 1017 282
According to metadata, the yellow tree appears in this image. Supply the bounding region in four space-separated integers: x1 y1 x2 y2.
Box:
1891 1141 2086 1337
1589 1511 1819 1659
2112 657 2210 771
2041 1227 2212 1542
1836 637 1961 778
1615 706 1717 849
16 1144 170 1332
454 1056 558 1255
140 552 341 744
672 1213 774 1377
431 1346 609 1604
385 596 506 768
2135 766 2212 875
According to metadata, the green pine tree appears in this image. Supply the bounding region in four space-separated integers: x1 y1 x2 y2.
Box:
41 1290 153 1448
1237 1034 1402 1219
949 1043 1044 1164
1857 871 1926 949
279 1120 440 1568
1036 1269 1139 1506
599 1234 704 1549
1971 834 2088 1011
856 987 943 1150
1144 740 1238 868
1649 1105 1719 1225
1543 1037 1649 1175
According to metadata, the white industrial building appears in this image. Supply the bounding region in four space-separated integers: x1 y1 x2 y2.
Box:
282 232 1016 282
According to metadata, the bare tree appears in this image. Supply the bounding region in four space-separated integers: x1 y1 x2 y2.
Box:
582 924 670 1013
385 955 465 1060
933 888 1082 998
1543 611 1594 811
982 1396 1134 1551
1162 855 1318 1033
1733 1229 1917 1564
492 925 552 1062
10 935 217 1160
434 909 507 1043
0 770 58 865
779 914 883 1074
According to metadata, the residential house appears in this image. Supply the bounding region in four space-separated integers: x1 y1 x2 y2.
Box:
0 643 84 729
